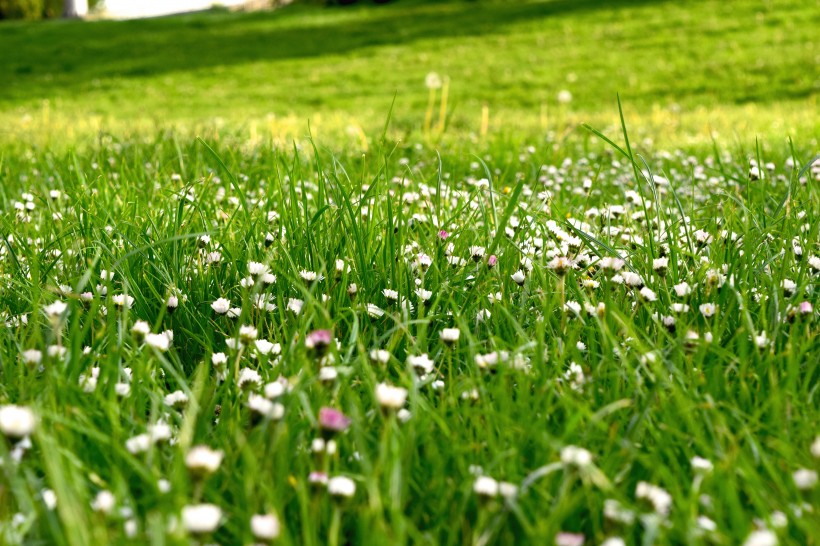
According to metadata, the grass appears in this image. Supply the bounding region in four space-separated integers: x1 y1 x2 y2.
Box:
0 117 818 544
0 0 817 148
0 1 819 545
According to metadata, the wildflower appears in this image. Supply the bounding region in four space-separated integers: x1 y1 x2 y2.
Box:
248 394 284 420
639 287 657 302
473 476 499 497
697 515 717 532
555 532 584 546
318 367 338 382
238 368 262 390
691 456 713 473
781 279 796 296
811 436 820 458
673 282 692 297
41 489 57 510
212 352 227 370
0 405 36 438
511 270 526 285
487 255 498 268
131 320 150 340
547 256 575 276
565 300 582 315
622 271 643 287
239 325 258 345
145 332 171 352
334 259 350 277
704 269 725 288
164 390 188 409
91 490 116 514
440 327 460 345
253 294 276 312
476 308 492 322
305 329 333 356
425 72 442 89
601 539 626 546
254 339 279 356
557 90 573 104
264 380 286 399
319 408 351 434
166 295 179 313
299 270 322 283
636 481 672 516
211 298 230 314
415 287 432 302
599 257 625 273
112 294 135 309
604 499 635 525
21 349 42 366
375 383 408 410
671 303 689 313
742 529 777 546
397 408 412 423
251 513 281 541
470 246 486 261
561 446 593 468
793 468 817 490
694 229 713 246
327 476 356 498
287 298 304 314
185 446 224 477
563 362 585 391
652 257 669 276
699 303 717 318
181 504 222 534
369 349 390 364
248 261 269 276
408 354 435 375
581 278 599 290
43 301 68 319
754 331 770 349
383 288 399 301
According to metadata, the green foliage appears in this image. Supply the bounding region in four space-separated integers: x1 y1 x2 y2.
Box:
0 0 45 20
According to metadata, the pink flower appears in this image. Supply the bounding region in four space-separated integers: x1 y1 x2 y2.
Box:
487 255 498 268
555 532 585 546
438 230 449 240
318 407 351 434
305 329 333 355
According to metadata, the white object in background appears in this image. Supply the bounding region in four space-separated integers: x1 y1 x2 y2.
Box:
64 0 89 18
102 0 249 20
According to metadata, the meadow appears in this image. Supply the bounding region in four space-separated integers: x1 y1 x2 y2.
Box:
0 0 819 545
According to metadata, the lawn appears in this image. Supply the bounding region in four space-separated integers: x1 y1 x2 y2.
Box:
0 1 818 545
0 0 817 148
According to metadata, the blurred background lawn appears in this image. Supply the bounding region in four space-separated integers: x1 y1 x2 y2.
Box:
0 0 817 149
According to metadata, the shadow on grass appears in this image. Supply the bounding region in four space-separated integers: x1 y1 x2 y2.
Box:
1 0 667 100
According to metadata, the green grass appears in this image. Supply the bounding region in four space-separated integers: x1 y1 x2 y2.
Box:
0 1 819 545
0 120 818 544
0 0 817 148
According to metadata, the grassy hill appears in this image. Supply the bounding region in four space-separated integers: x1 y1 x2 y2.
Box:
0 0 817 148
